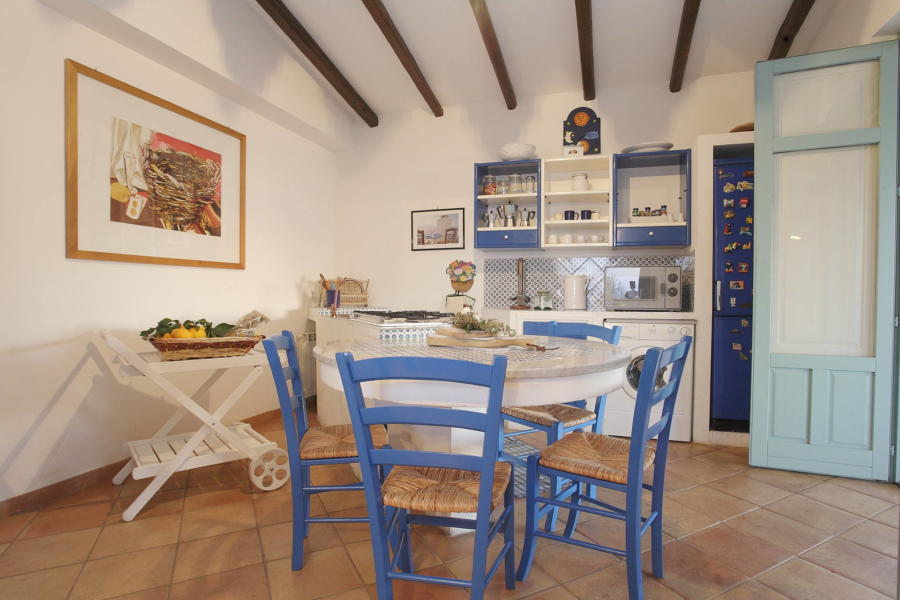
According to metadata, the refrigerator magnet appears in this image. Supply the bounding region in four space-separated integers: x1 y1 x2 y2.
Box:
738 262 750 273
729 280 745 290
730 328 740 334
745 216 753 224
729 297 737 307
723 244 733 254
724 209 735 219
723 223 733 235
739 351 750 360
732 342 742 351
724 182 736 193
737 181 754 191
742 170 754 178
717 168 734 180
723 198 735 208
739 226 752 236
741 319 749 327
741 241 752 250
724 261 734 273
739 197 750 209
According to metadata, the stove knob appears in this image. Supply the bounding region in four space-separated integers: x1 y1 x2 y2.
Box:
668 273 679 282
680 327 689 335
667 287 679 297
667 326 675 335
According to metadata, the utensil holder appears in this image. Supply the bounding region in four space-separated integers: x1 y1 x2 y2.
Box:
325 290 341 307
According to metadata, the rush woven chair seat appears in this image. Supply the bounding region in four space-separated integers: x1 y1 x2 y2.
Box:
264 331 388 571
300 424 388 459
338 353 515 600
500 321 622 531
539 432 655 485
381 463 512 513
517 335 693 600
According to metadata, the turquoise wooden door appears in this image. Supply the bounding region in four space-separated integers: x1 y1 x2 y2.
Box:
750 41 898 480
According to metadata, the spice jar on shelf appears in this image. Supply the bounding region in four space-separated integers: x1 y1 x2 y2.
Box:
497 177 510 195
525 175 536 193
481 174 497 195
508 173 523 193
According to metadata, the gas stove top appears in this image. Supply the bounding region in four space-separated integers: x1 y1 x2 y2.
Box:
351 310 453 325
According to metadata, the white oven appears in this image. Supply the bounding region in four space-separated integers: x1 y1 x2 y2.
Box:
604 266 682 311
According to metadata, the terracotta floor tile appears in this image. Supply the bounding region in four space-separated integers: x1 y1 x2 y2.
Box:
43 481 118 510
20 501 111 539
0 543 7 556
667 442 721 460
345 540 377 585
828 477 900 504
107 489 186 524
667 486 755 522
872 504 899 528
765 494 863 533
318 490 367 513
705 471 791 506
183 487 254 512
91 513 181 559
692 450 750 473
0 527 100 577
268 546 363 600
253 487 325 527
69 544 176 600
310 464 360 486
680 523 792 577
259 520 343 561
838 519 898 558
169 563 269 600
801 537 897 597
727 509 830 555
173 528 262 582
799 480 894 518
713 580 790 599
179 497 256 541
330 508 374 545
665 458 732 484
108 586 171 600
186 462 251 491
653 497 720 538
564 562 683 600
525 531 620 583
577 513 672 552
116 472 188 497
0 563 82 600
0 512 35 543
319 588 371 600
644 541 745 600
446 551 557 599
367 564 469 599
742 468 828 493
758 557 891 600
520 586 580 600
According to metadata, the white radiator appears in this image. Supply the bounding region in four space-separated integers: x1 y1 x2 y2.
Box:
295 331 317 398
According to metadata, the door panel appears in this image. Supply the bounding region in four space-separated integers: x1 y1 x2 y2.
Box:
750 41 898 480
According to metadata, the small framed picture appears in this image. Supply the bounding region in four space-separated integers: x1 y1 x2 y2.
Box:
411 208 465 251
563 145 584 157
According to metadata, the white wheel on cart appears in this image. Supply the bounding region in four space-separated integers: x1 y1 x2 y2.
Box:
249 448 290 491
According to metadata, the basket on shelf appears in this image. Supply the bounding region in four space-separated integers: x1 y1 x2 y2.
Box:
147 336 263 361
450 279 474 293
319 278 369 307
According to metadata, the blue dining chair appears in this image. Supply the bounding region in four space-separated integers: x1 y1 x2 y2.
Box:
263 331 389 571
517 336 693 600
336 353 515 600
500 321 622 530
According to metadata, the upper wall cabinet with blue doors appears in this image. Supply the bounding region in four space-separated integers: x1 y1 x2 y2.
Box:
613 149 691 247
474 159 540 248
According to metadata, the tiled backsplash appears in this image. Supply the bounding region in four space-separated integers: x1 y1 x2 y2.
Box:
484 255 695 311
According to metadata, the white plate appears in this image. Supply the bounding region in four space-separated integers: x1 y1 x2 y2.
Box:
620 141 674 153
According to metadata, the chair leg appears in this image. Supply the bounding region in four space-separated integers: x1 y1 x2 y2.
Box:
625 487 644 600
562 482 581 538
400 509 413 573
516 455 539 582
589 395 607 502
651 475 666 578
503 481 516 590
290 468 307 570
302 466 312 538
470 514 491 600
543 422 564 532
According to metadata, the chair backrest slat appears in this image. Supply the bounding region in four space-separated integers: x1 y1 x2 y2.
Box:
523 321 622 345
348 356 494 387
368 449 484 472
361 406 488 432
262 331 310 468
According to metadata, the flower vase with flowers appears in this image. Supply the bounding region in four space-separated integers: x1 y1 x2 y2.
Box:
446 259 476 294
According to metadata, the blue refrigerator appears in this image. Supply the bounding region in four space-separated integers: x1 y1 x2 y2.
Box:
711 159 754 424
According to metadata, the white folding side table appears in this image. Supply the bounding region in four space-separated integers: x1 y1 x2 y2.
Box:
103 333 288 521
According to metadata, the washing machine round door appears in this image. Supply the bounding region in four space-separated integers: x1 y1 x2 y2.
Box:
623 345 669 400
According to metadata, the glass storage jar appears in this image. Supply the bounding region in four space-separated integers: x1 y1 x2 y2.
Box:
508 173 523 193
497 177 510 195
481 174 497 195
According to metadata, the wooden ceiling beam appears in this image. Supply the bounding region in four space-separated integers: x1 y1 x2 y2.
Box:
768 0 816 60
669 0 701 93
255 0 378 127
575 0 595 101
361 0 443 117
469 0 517 110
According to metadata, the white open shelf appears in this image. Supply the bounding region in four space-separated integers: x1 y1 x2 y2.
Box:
476 193 538 204
476 226 537 232
543 242 611 248
544 190 610 201
544 155 611 173
127 422 276 479
618 221 687 228
544 219 609 227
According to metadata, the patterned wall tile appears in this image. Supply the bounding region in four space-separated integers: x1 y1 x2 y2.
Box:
484 255 695 312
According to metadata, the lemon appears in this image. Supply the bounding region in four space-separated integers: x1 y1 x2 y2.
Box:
171 326 193 339
192 327 207 339
162 332 173 339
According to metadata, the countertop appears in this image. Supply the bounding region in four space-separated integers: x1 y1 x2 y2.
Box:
483 308 698 322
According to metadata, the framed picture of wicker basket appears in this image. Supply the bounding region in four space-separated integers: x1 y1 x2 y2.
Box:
65 59 246 269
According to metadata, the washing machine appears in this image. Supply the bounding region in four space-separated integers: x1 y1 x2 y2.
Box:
602 319 695 441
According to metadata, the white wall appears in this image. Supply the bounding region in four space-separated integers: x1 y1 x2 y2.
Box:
0 0 338 501
802 0 900 53
334 71 755 311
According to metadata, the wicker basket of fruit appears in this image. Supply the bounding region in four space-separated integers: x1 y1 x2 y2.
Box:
141 318 263 361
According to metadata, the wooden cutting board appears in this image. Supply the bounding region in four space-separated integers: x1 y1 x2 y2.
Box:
434 327 494 339
426 334 540 349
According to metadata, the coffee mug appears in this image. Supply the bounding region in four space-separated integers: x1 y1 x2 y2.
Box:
590 211 601 220
580 210 592 220
553 212 564 221
547 234 559 244
575 234 586 243
590 234 601 242
564 210 580 220
561 233 573 244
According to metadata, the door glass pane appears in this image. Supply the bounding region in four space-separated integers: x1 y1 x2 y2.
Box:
772 145 877 356
774 61 879 137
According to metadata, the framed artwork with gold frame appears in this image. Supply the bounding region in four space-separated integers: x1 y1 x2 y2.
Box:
65 59 246 269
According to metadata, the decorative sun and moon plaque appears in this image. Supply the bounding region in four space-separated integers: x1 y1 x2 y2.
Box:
562 106 601 156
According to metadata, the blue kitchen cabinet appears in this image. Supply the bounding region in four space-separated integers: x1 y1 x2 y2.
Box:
613 150 690 247
474 159 540 249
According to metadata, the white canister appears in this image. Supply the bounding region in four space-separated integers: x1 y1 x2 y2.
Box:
571 173 589 191
563 275 589 310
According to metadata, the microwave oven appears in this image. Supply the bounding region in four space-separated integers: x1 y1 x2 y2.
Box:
604 266 682 311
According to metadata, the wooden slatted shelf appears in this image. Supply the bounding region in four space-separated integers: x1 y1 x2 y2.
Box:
127 422 277 479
